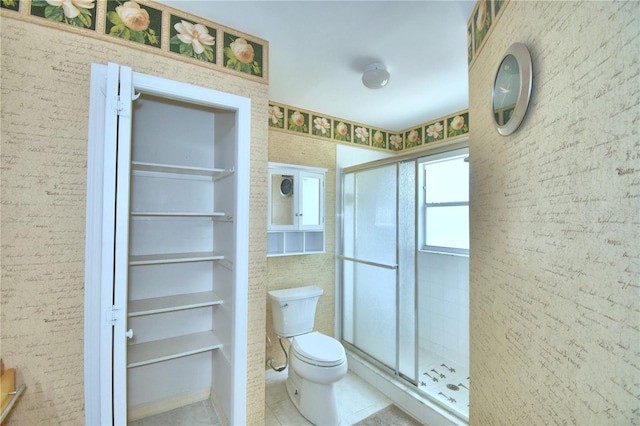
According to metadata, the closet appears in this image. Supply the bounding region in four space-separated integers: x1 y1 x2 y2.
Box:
84 63 250 425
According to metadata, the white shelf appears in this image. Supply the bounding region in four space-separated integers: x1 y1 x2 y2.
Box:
128 291 223 317
129 252 224 266
127 331 222 368
267 231 325 257
131 161 227 177
130 211 226 218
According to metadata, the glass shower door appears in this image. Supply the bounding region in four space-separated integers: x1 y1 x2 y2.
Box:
341 164 398 368
340 150 469 422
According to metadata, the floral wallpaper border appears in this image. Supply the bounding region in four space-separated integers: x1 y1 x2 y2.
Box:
468 0 508 68
269 101 469 154
2 0 473 153
0 0 268 82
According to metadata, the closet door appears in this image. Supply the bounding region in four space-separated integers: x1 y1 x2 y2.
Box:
84 62 135 425
87 62 125 426
111 63 134 426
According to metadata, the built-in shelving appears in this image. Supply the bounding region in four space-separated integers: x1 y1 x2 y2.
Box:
267 230 325 256
131 161 228 177
127 331 222 368
88 62 249 424
131 211 226 217
128 291 223 317
129 252 224 266
123 91 242 417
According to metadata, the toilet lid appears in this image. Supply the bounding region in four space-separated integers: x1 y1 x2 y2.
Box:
292 332 346 367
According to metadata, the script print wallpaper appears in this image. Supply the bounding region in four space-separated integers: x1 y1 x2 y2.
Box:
0 16 268 425
468 1 639 424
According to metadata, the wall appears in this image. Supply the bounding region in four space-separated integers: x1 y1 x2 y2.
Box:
265 131 336 366
0 17 268 425
418 252 469 367
469 1 639 424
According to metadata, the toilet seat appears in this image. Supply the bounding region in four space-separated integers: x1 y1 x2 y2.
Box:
292 332 346 367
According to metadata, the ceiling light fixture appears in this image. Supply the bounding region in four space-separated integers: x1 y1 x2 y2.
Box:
362 62 390 89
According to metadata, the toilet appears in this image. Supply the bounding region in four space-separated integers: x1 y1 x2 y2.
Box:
268 285 348 425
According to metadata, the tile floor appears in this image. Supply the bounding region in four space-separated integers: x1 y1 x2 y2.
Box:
128 399 221 426
128 369 398 425
265 368 393 426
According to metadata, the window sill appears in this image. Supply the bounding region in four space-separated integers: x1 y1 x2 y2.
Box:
418 248 469 257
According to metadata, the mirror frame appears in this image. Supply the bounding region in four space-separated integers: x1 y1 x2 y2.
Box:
492 42 533 136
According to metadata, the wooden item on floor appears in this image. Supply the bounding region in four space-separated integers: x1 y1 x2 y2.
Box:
1 359 27 424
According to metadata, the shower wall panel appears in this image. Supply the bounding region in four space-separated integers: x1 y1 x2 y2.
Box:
342 164 398 369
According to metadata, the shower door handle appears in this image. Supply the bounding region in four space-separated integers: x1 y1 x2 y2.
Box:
338 256 398 270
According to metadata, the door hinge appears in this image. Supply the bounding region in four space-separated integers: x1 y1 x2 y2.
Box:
106 305 120 326
112 95 124 115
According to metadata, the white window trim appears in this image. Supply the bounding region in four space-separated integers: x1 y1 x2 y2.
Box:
418 147 469 256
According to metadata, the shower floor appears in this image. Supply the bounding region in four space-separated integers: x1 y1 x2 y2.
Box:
417 349 469 419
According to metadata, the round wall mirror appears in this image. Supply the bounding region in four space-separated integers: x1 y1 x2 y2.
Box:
492 43 532 136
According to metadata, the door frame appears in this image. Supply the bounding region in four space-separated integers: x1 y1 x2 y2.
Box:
84 62 250 425
84 62 104 425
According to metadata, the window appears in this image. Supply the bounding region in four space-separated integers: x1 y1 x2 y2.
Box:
420 148 469 255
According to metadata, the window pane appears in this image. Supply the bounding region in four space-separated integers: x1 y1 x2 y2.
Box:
426 206 469 250
425 157 468 203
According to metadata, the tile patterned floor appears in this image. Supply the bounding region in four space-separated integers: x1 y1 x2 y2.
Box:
353 404 422 426
265 368 393 426
128 399 221 425
128 369 398 425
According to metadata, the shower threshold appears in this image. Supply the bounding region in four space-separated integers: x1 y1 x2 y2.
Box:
346 350 468 426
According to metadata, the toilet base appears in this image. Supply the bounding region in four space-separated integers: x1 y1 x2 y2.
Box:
286 366 340 425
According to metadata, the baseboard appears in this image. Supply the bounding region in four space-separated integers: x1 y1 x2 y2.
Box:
128 388 211 422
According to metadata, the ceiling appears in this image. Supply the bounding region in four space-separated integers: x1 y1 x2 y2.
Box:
157 1 477 131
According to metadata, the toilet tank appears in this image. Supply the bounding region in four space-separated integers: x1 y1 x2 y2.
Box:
268 286 323 337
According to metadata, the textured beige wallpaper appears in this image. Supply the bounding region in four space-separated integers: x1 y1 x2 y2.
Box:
265 131 337 367
0 16 268 425
468 1 639 424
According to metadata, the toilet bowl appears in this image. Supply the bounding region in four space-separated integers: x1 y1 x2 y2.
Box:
287 332 348 425
268 286 348 425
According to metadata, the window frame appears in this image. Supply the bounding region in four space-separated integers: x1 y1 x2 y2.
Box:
419 147 469 256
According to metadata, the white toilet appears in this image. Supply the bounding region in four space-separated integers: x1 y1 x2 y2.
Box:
268 285 348 425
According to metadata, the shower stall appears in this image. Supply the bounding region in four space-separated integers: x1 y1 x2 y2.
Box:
340 146 469 422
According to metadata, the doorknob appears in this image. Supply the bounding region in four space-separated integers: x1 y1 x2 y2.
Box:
126 329 134 339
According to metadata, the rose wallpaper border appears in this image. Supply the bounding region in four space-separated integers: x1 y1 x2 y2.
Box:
0 0 268 83
468 0 509 69
268 101 469 154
